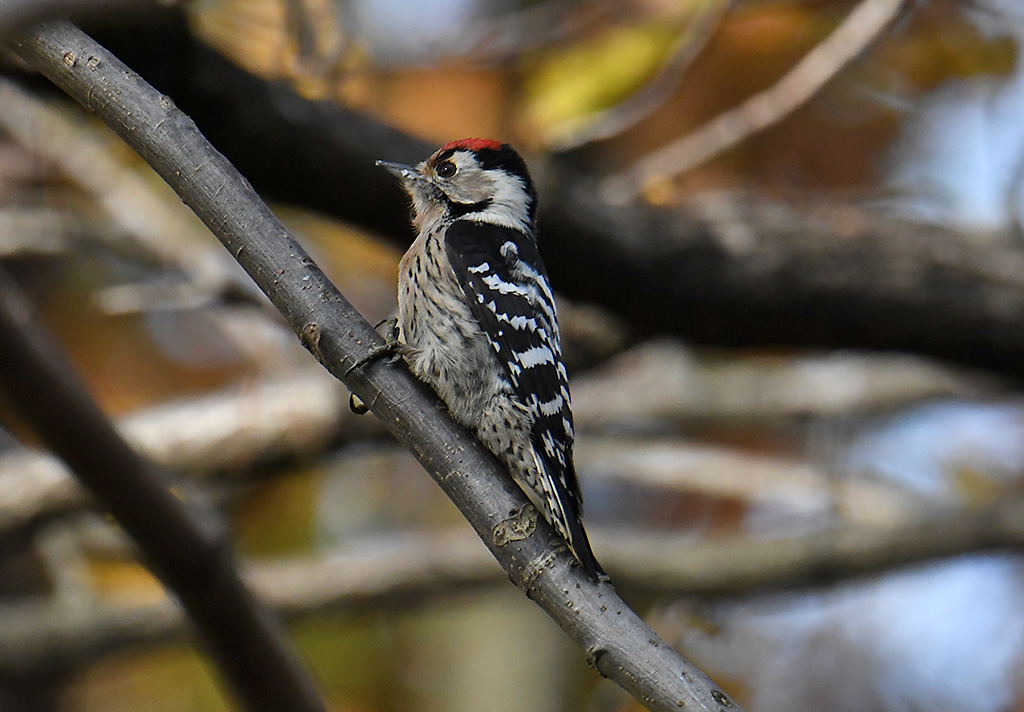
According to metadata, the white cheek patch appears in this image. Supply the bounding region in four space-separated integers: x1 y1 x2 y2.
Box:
472 173 533 231
443 157 533 231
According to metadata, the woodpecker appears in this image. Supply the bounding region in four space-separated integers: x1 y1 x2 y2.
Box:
375 138 604 578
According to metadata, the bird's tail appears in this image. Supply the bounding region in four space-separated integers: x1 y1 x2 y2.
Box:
563 508 607 580
532 453 607 581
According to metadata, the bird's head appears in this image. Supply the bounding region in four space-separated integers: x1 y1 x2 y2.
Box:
377 138 537 233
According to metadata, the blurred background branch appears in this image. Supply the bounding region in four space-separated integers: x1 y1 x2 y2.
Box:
0 267 327 712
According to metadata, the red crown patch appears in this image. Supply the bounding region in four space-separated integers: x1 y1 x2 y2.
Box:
439 137 503 153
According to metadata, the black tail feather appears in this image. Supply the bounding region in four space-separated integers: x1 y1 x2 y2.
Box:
565 511 607 581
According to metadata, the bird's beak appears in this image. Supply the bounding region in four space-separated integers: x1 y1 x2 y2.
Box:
376 160 420 182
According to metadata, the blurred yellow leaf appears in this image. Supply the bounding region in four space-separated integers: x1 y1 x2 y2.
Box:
521 0 730 147
234 467 318 556
88 558 165 604
523 20 680 144
954 466 1004 507
69 647 225 712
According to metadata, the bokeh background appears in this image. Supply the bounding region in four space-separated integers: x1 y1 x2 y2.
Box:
3 0 1024 710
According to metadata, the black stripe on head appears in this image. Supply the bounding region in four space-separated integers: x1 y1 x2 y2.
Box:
447 197 493 218
475 144 537 225
433 148 457 164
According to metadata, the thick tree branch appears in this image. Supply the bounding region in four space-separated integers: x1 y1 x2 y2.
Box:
11 22 740 712
543 184 1024 379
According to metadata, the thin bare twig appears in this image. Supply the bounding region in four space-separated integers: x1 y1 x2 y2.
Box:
0 76 241 292
607 494 1024 596
570 340 991 425
608 0 907 198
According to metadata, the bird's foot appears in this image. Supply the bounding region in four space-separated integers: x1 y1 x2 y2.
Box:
348 317 402 415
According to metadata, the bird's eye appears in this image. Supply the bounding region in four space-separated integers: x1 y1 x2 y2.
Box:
436 161 457 178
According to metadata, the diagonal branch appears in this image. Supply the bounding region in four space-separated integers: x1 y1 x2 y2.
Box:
10 21 741 712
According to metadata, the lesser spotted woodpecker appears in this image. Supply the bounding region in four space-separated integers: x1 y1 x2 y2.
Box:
376 138 603 578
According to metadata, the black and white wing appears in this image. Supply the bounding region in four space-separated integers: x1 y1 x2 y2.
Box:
444 219 603 576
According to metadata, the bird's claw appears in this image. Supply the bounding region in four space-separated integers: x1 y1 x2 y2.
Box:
347 317 402 415
349 392 370 415
344 341 402 377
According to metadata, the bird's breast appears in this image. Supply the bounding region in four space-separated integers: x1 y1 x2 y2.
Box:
397 229 507 427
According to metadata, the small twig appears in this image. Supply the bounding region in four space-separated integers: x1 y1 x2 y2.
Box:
607 494 1024 596
11 21 740 712
608 0 907 198
575 436 923 524
570 341 990 425
0 206 88 257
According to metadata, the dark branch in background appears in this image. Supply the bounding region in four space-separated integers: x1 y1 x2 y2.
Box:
11 22 740 712
71 8 1024 380
542 186 1024 379
0 269 327 712
0 0 158 36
